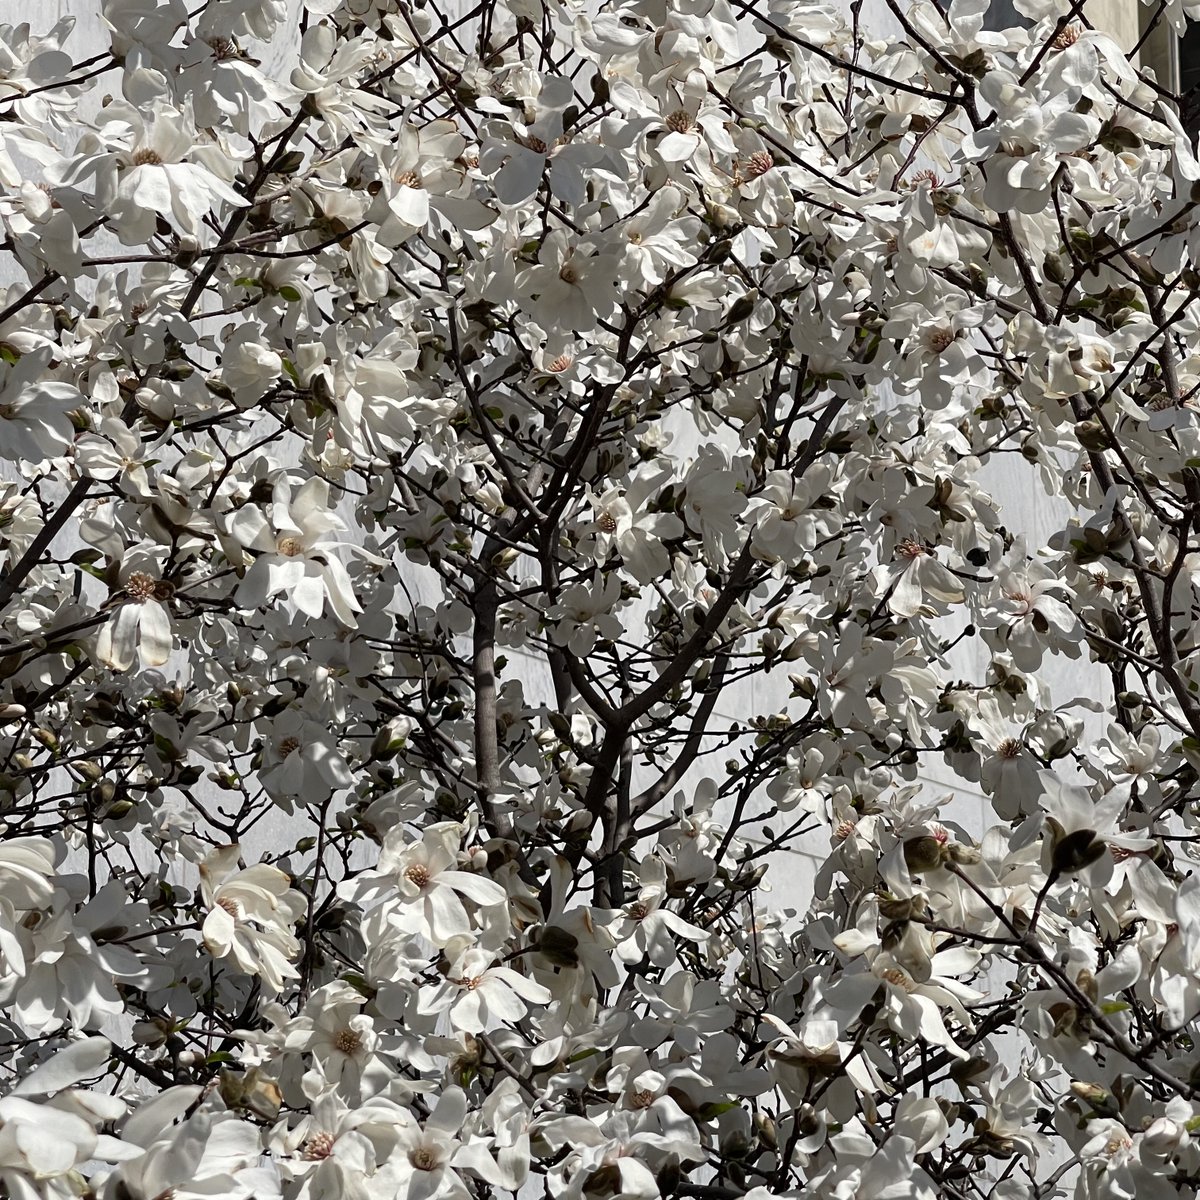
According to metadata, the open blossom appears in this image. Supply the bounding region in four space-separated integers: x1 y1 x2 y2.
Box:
0 839 56 981
611 859 709 967
216 323 284 405
95 552 174 673
584 472 684 584
872 538 965 618
516 230 623 331
200 845 305 993
481 96 619 210
0 350 79 465
547 574 624 656
227 475 362 627
371 1088 472 1200
1092 722 1162 804
108 1104 279 1200
984 544 1081 670
750 469 834 563
285 982 386 1097
0 1096 100 1198
54 100 246 244
342 822 506 946
962 68 1104 213
259 707 353 808
13 879 153 1033
827 938 984 1060
419 947 552 1034
74 416 153 496
372 119 494 240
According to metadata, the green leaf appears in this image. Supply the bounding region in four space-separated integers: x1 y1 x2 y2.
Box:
698 1102 738 1120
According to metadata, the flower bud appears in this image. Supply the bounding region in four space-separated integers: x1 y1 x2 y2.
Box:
132 1018 171 1046
1070 1081 1111 1107
945 842 982 865
903 835 944 872
538 924 581 967
753 1111 777 1149
1051 828 1106 876
878 894 918 921
1141 1117 1184 1160
1074 420 1109 450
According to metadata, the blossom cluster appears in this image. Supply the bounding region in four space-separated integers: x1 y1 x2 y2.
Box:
0 1 1198 1199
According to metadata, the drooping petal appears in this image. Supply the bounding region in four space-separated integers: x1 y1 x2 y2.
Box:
137 599 172 666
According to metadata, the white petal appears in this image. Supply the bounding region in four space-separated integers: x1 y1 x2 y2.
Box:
97 604 141 672
657 131 700 162
440 870 506 906
137 600 172 666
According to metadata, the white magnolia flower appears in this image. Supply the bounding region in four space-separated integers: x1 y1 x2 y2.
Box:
342 822 506 947
200 845 305 993
370 1088 471 1200
984 543 1081 671
0 838 56 984
228 475 362 627
259 707 353 807
750 469 828 564
217 324 284 405
611 859 709 967
55 101 246 244
74 416 153 496
420 946 552 1034
14 879 151 1033
96 551 173 673
585 472 684 584
0 350 79 465
516 230 623 331
111 1102 279 1200
0 1096 100 1197
872 539 965 619
547 574 624 657
286 982 385 1096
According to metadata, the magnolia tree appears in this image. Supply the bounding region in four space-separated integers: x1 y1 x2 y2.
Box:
7 0 1200 1196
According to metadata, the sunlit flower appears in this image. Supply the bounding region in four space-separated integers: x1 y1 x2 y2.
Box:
200 845 305 993
227 475 362 627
